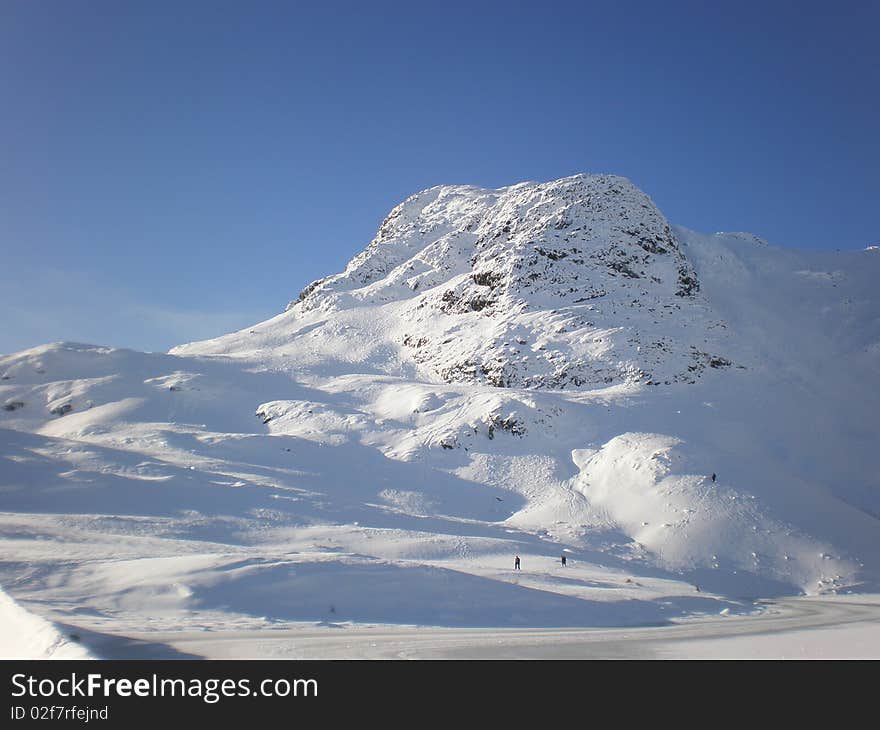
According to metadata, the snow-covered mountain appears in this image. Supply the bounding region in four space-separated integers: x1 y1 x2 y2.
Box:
189 174 712 390
283 174 704 389
2 174 879 643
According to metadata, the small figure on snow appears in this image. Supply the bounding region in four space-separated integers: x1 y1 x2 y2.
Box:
561 554 567 567
711 472 716 483
514 555 521 570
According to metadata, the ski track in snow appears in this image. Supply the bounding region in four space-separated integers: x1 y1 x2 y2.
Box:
51 595 880 660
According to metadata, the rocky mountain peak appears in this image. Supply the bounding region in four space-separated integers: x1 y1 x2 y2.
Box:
282 174 718 390
292 174 698 312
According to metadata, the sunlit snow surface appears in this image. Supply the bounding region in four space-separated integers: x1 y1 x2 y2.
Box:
1 175 878 657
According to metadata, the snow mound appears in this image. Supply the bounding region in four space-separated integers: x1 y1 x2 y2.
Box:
571 433 855 596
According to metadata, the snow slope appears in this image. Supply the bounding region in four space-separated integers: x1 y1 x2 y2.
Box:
0 586 94 659
1 174 878 653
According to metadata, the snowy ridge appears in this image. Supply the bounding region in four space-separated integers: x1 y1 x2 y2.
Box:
1 174 879 641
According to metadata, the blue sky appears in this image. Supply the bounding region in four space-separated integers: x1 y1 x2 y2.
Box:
1 0 877 354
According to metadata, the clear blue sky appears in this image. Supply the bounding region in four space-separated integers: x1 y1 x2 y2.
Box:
1 0 877 354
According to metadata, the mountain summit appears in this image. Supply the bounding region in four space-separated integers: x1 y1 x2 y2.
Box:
293 174 697 312
219 174 724 389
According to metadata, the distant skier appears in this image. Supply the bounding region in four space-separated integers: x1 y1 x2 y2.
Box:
514 555 521 570
711 472 716 483
561 554 567 567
